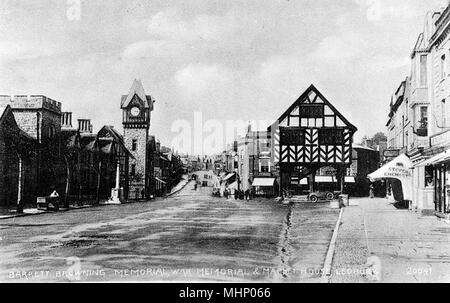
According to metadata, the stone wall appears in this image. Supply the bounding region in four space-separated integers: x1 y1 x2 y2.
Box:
124 128 149 191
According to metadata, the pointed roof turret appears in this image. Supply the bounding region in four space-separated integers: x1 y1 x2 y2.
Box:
121 79 154 110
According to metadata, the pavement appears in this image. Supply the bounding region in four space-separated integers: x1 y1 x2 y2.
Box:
330 197 450 283
167 175 190 196
0 183 340 283
0 175 191 220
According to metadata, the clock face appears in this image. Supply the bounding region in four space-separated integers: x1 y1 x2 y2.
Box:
130 107 140 117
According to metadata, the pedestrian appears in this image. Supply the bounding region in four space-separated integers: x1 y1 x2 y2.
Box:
234 189 238 200
369 184 374 199
244 189 249 200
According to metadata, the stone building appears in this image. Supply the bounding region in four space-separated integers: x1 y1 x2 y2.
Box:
0 95 62 200
0 105 35 207
385 2 450 216
121 79 154 199
235 126 278 196
57 114 133 205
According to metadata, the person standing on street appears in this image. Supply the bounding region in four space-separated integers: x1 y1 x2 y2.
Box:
369 183 375 199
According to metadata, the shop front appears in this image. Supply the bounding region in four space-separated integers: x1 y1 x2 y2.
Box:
251 177 277 197
415 149 450 216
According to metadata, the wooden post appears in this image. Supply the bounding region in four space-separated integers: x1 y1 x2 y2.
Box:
64 156 70 208
77 152 82 203
443 165 447 213
17 153 23 214
96 160 101 204
309 168 315 194
434 167 437 211
115 160 120 189
438 167 442 212
279 164 283 198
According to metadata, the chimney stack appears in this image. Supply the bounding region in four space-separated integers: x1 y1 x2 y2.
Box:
61 112 73 129
78 119 93 133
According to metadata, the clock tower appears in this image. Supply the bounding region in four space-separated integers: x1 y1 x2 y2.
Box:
121 79 154 199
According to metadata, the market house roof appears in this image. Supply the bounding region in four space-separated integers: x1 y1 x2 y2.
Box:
268 84 357 132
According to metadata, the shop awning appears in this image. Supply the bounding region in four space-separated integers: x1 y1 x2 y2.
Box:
155 177 167 184
315 176 335 183
222 173 235 182
368 154 413 200
416 149 450 167
368 154 413 181
252 178 276 187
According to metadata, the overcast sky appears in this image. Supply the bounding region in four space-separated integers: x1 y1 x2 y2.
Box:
0 0 448 154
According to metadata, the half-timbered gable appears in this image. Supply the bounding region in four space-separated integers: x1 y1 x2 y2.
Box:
270 85 357 167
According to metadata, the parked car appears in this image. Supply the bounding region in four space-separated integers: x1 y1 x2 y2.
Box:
308 191 341 203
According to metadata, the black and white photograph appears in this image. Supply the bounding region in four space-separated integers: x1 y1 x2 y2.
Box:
0 0 449 286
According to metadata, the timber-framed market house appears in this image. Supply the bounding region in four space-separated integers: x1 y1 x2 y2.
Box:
269 85 357 196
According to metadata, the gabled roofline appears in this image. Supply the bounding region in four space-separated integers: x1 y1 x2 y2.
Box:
268 84 358 133
121 79 154 110
97 125 135 159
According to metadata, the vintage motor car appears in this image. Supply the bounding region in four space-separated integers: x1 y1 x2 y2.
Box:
308 191 341 203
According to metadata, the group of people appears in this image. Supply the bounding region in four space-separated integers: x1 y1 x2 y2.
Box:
223 188 254 200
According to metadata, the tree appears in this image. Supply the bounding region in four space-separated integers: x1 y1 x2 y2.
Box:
58 132 79 208
360 132 387 148
372 132 387 145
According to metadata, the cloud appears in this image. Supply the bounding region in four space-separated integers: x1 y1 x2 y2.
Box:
122 39 185 59
121 8 262 62
174 63 234 97
147 9 237 43
354 0 447 21
0 41 57 66
367 55 410 73
310 35 362 62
